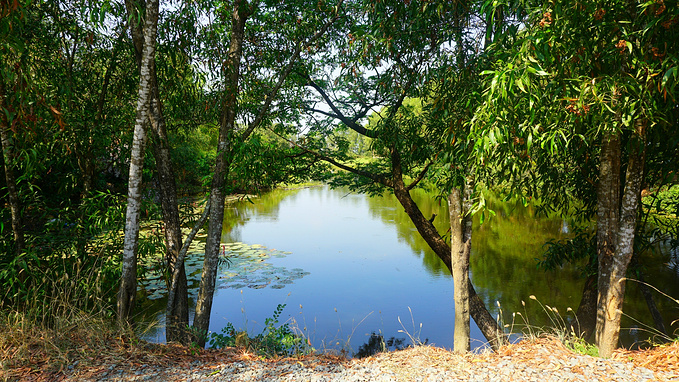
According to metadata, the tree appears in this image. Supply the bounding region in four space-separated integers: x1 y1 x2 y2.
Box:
117 0 160 325
123 0 194 344
0 78 24 256
472 0 678 357
0 0 32 257
292 0 506 350
191 0 342 346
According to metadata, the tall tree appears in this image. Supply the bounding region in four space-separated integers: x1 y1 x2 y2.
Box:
192 0 254 344
117 0 160 325
293 0 506 349
191 0 342 346
123 0 192 344
0 78 24 256
0 0 31 257
472 0 678 357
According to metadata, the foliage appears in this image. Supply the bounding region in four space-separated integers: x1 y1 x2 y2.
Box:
540 226 597 278
229 131 322 194
169 125 217 192
0 190 127 312
643 185 679 250
564 336 599 357
472 0 679 216
209 304 313 357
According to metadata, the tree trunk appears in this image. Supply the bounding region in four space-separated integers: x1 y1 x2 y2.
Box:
389 148 504 350
637 271 667 337
148 72 190 344
117 0 159 326
448 179 473 353
0 78 24 255
124 0 190 343
574 274 597 341
596 119 647 358
192 0 251 347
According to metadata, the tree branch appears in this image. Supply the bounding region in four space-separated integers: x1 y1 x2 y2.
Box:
304 77 380 138
406 160 434 191
240 0 345 140
270 128 393 188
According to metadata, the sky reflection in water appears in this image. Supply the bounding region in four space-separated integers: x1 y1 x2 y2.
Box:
142 186 679 353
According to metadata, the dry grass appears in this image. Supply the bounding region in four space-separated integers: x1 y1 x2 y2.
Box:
0 261 133 381
0 306 131 381
3 330 679 381
362 336 679 379
613 340 679 374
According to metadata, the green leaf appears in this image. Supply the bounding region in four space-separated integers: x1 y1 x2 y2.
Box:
526 133 532 153
662 66 677 89
516 77 526 93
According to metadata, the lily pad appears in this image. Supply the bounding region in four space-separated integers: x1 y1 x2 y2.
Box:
139 241 310 298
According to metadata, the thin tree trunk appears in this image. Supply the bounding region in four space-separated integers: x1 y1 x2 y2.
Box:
148 71 190 344
166 200 210 334
596 119 647 358
389 148 504 350
192 0 251 346
190 0 340 346
637 271 667 337
448 179 473 353
0 78 24 255
117 0 159 326
574 274 597 340
125 0 190 343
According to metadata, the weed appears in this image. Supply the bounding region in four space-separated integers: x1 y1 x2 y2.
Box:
209 304 314 358
505 296 601 356
0 264 134 376
397 307 428 347
564 336 599 357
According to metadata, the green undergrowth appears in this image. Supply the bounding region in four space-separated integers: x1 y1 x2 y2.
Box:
208 304 314 358
563 336 599 357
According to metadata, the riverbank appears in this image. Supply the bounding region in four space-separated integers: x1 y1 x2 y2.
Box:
4 337 678 381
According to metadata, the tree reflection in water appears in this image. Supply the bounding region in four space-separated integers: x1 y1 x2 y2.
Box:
354 332 428 358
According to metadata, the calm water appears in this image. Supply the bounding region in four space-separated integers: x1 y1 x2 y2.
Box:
140 186 679 352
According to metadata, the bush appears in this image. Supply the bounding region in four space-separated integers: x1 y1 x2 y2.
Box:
209 304 313 358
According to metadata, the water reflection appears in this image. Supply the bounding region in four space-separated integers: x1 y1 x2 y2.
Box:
354 332 415 358
140 186 679 351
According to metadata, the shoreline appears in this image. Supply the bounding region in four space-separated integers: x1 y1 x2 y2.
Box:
5 337 678 381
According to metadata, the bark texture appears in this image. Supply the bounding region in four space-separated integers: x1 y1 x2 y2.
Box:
448 181 473 353
596 120 647 358
117 0 159 325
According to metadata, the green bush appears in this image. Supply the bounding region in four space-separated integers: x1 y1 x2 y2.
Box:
209 304 313 358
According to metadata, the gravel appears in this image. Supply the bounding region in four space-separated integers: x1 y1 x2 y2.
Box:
61 341 679 382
